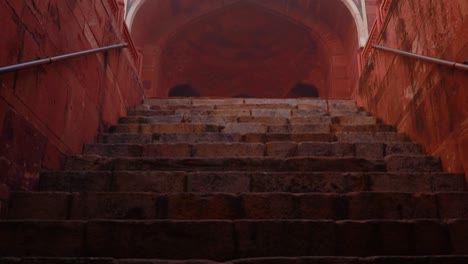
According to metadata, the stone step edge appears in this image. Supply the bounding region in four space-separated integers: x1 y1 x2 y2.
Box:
7 191 468 221
2 220 467 259
97 132 409 144
64 155 441 173
108 124 395 132
38 170 465 194
82 142 422 159
2 256 468 263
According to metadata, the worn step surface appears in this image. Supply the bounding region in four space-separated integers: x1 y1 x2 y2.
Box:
64 156 389 172
83 142 423 158
64 155 442 173
109 124 395 134
118 115 377 126
97 132 409 144
38 171 465 193
1 220 468 259
7 192 468 220
3 257 468 264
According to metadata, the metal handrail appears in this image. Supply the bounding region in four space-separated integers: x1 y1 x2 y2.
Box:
0 43 128 74
373 44 468 71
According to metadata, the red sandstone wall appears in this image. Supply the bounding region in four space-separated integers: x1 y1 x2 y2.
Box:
357 0 468 178
0 0 144 192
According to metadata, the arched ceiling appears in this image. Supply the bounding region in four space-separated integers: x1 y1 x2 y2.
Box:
125 0 369 46
127 0 363 98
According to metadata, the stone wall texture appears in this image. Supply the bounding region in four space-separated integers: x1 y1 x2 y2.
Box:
0 0 144 191
357 0 468 179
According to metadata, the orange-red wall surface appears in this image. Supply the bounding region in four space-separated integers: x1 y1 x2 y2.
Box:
357 0 468 178
0 0 144 193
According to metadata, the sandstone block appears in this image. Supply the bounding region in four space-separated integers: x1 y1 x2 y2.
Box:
296 142 354 157
347 193 437 220
166 193 239 220
354 143 384 159
289 116 332 124
0 221 85 257
240 193 296 219
266 142 297 158
98 133 153 144
328 100 358 114
40 172 113 192
235 221 336 258
368 173 432 192
332 116 376 126
448 219 468 254
187 172 251 192
153 133 242 143
250 172 349 193
142 143 191 157
191 98 244 105
238 116 288 125
65 156 113 171
112 171 186 193
146 116 183 123
251 109 291 118
70 193 157 220
223 123 268 134
268 124 330 134
385 155 442 172
83 144 143 157
431 173 467 192
437 193 468 218
183 115 237 125
194 143 265 158
87 220 235 260
296 194 344 219
385 143 423 155
8 192 69 220
291 109 328 117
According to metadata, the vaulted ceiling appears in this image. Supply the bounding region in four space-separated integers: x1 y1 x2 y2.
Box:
125 0 367 98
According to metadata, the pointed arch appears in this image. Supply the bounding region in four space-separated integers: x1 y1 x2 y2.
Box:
125 0 369 46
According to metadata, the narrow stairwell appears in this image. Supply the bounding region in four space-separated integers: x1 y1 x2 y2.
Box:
1 98 468 264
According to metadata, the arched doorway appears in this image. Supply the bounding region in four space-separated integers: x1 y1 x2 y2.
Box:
128 0 364 98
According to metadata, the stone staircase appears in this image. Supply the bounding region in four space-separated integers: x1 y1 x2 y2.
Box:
1 98 468 264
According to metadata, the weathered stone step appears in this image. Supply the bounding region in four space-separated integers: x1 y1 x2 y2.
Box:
39 171 465 193
98 133 336 144
143 98 326 106
141 99 363 113
119 115 376 126
7 192 468 220
1 220 467 259
109 124 394 134
129 108 370 118
2 256 468 264
64 156 388 172
98 132 408 144
64 155 441 173
83 142 423 158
